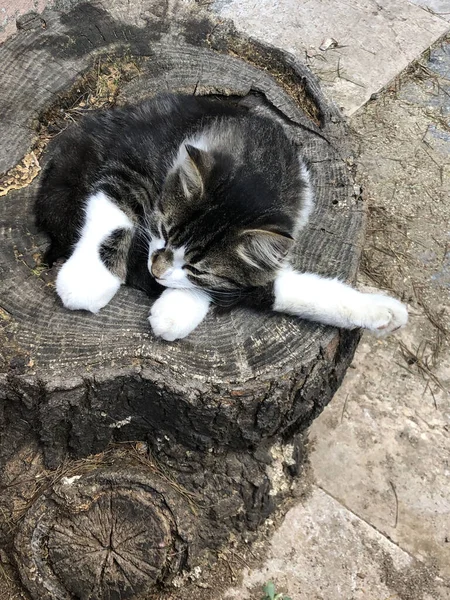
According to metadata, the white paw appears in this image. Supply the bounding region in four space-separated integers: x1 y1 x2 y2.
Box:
149 289 210 341
359 293 408 335
56 253 121 313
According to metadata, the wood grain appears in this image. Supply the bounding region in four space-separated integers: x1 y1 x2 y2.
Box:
0 2 364 598
0 0 363 467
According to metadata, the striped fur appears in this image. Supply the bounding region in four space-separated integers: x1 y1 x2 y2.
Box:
35 93 313 306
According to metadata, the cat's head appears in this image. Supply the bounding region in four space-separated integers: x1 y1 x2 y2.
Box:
147 141 294 302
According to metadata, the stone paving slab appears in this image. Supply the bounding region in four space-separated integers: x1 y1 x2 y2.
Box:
223 486 449 600
310 333 450 579
306 41 450 583
212 0 449 114
409 0 450 22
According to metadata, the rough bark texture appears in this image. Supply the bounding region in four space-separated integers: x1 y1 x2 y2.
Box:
0 1 364 598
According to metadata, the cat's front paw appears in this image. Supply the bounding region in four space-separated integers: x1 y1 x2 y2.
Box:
149 289 210 341
360 293 408 335
56 253 121 313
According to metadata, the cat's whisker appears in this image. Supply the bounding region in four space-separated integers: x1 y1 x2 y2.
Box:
195 286 245 307
130 234 151 254
134 223 152 241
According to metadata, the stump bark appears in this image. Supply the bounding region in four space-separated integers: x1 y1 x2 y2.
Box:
0 1 364 598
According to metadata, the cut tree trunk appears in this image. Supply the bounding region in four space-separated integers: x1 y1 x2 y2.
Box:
0 1 364 599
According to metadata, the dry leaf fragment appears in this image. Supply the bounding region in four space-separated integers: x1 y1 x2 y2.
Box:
319 37 338 51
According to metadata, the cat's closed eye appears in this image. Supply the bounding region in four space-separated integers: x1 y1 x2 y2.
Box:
184 265 204 276
160 223 169 241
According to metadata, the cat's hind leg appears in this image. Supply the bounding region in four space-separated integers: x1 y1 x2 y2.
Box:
56 191 133 313
273 267 408 334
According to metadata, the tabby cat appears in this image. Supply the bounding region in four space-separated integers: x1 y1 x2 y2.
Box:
35 93 407 341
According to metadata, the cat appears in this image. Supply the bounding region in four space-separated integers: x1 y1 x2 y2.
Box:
34 93 408 341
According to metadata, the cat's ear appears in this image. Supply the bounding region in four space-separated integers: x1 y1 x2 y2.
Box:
237 227 294 270
179 144 212 198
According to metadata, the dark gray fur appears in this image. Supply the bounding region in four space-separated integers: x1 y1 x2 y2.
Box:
35 93 311 307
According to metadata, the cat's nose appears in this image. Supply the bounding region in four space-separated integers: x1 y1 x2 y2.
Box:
151 249 173 279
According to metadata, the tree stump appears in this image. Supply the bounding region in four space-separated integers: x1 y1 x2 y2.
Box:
0 2 364 598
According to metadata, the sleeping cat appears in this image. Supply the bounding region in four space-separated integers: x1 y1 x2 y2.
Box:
35 93 407 341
